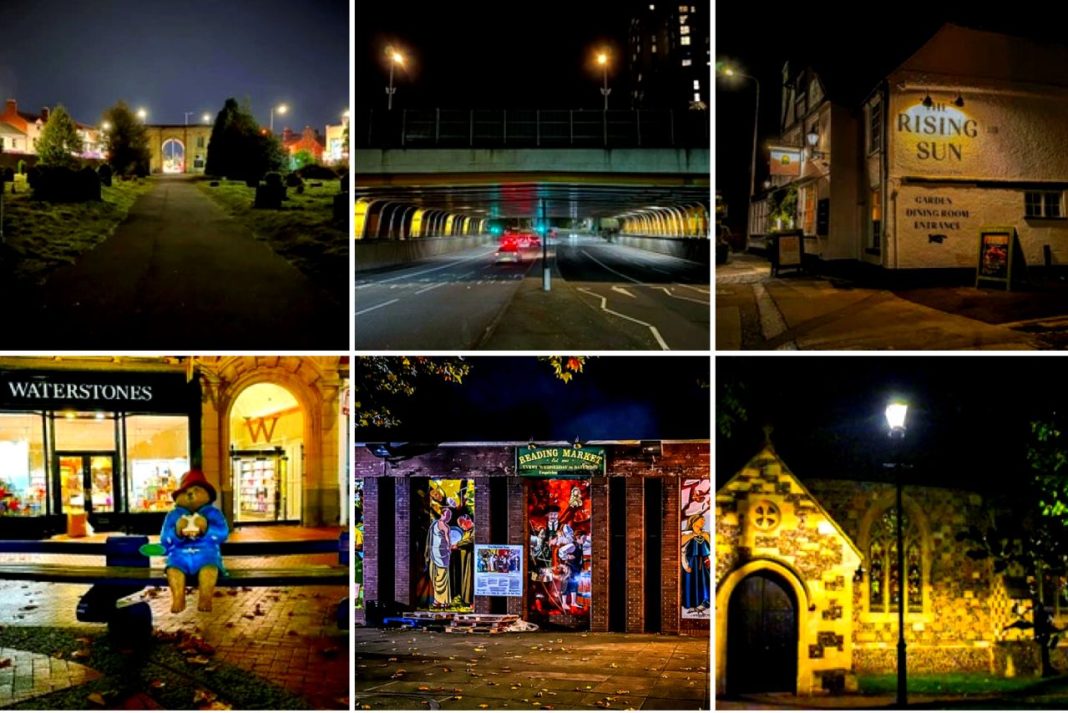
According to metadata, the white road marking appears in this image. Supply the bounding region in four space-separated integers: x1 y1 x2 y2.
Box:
582 250 643 285
414 282 446 295
753 283 787 341
583 250 708 305
576 287 670 350
360 248 497 286
611 286 637 298
675 282 711 295
651 286 710 306
355 299 400 316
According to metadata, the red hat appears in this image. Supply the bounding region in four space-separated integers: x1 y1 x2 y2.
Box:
172 469 217 503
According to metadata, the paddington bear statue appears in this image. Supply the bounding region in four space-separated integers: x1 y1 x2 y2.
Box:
161 469 229 612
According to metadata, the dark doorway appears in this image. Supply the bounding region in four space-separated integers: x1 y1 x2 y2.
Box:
727 571 797 695
377 479 396 606
608 478 627 632
490 478 509 615
643 478 662 633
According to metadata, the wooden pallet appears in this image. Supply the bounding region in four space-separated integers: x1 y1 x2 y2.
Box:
444 624 507 634
401 611 456 621
452 614 518 624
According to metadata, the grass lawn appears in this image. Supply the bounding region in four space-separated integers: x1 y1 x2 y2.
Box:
0 176 153 286
0 626 309 710
196 178 348 289
858 671 1042 697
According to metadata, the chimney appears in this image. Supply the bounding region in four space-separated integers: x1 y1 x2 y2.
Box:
40 107 49 122
3 99 15 117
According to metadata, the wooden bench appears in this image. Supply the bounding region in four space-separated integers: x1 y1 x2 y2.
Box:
0 534 350 638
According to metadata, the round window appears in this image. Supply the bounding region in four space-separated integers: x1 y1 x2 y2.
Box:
751 500 781 531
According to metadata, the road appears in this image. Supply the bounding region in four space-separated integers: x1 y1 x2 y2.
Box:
355 236 711 349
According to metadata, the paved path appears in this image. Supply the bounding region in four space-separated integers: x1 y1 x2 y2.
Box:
0 525 348 709
0 646 101 707
356 628 709 710
21 176 345 350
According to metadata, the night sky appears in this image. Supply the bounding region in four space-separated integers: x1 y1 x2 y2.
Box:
355 1 638 110
716 356 1067 494
715 3 1068 235
357 357 710 443
0 0 348 131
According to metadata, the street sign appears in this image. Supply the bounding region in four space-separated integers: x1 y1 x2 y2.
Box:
516 446 605 477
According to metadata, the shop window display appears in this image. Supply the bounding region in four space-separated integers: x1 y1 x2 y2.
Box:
0 413 46 516
126 415 190 513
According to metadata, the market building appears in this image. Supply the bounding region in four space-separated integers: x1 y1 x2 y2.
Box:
748 24 1068 276
716 441 1050 697
0 356 349 537
355 441 710 635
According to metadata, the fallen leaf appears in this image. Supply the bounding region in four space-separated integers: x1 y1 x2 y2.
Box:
71 650 90 660
186 656 211 666
87 693 107 706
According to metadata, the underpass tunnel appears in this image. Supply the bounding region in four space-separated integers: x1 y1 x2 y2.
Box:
617 203 710 239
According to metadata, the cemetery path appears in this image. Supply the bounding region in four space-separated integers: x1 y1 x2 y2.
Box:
19 175 346 350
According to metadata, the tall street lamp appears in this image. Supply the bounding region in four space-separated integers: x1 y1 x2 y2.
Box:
270 104 288 133
387 49 405 111
597 51 611 111
202 113 212 124
885 399 909 708
136 108 148 122
719 66 760 243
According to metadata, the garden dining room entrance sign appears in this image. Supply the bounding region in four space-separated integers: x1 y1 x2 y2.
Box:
516 446 606 477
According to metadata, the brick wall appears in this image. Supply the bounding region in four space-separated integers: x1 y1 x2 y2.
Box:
356 476 378 626
473 477 492 614
625 476 645 633
506 477 524 619
394 478 411 607
590 476 609 632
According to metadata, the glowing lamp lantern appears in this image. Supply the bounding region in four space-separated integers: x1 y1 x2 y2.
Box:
885 401 908 433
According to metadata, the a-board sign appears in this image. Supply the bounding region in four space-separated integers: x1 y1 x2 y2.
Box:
976 226 1015 290
770 229 804 276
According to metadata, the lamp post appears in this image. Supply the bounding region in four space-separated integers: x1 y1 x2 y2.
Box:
387 50 405 111
202 113 211 124
270 104 288 133
597 51 611 111
720 66 760 243
885 399 909 708
184 112 193 126
136 108 148 122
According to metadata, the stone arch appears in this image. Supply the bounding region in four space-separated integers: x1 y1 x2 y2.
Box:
716 559 812 696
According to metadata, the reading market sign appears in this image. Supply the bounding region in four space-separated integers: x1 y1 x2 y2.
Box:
517 446 606 477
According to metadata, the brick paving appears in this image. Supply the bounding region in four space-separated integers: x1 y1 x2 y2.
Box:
0 646 101 707
0 525 349 709
355 628 710 710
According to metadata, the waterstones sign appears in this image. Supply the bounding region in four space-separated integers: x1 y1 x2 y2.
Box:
0 371 194 412
517 446 606 477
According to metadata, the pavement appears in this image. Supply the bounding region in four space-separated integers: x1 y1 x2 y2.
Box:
714 251 1068 350
355 627 710 710
0 525 348 710
11 175 345 350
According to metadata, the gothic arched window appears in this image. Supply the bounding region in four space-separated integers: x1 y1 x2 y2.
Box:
868 507 922 613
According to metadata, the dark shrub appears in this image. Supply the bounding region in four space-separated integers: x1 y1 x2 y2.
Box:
27 166 40 189
209 181 220 187
30 166 101 202
296 184 305 194
264 172 283 187
245 176 260 188
297 164 337 180
1 168 13 183
332 192 349 224
98 164 113 187
284 173 304 188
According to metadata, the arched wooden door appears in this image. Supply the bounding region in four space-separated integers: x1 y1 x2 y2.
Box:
727 570 797 695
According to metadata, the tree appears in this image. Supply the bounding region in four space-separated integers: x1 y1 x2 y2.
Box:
958 417 1068 677
102 101 151 177
205 98 285 181
292 149 315 170
35 105 84 169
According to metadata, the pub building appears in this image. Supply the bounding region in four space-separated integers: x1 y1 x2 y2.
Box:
354 440 710 636
0 356 349 537
749 23 1068 276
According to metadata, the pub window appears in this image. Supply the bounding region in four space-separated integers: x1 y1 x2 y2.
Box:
1026 191 1063 218
801 186 816 236
868 507 923 614
870 187 882 252
869 100 882 154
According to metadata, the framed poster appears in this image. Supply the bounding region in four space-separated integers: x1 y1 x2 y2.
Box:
976 226 1015 290
474 545 524 596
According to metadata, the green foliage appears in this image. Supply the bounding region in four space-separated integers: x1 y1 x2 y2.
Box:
292 149 315 170
356 357 470 429
101 101 151 177
537 356 587 383
35 105 84 169
767 185 798 230
205 98 285 181
717 380 749 440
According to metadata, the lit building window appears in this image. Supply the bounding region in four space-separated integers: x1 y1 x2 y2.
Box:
680 25 690 35
680 14 688 24
1026 191 1064 218
693 92 701 102
680 36 691 45
693 79 700 90
652 44 657 53
682 59 692 67
679 3 687 10
868 507 922 614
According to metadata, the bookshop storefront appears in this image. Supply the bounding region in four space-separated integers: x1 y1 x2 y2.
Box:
0 369 199 537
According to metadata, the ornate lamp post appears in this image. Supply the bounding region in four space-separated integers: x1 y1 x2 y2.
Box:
885 399 909 708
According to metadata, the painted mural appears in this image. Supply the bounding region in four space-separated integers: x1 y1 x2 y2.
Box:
418 478 475 611
527 479 592 628
355 479 363 609
681 477 711 619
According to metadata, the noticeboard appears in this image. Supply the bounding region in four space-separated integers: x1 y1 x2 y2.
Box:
976 227 1015 290
474 545 524 597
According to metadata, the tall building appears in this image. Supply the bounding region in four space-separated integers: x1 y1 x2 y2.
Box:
627 2 711 110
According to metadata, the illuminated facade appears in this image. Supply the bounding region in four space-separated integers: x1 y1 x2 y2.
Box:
717 443 1050 697
751 24 1068 272
324 120 348 165
0 99 106 161
143 124 213 174
282 126 325 165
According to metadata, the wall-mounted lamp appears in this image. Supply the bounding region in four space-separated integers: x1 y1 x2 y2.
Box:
806 128 820 148
854 564 866 583
922 93 934 108
953 93 965 108
573 436 584 450
763 179 773 190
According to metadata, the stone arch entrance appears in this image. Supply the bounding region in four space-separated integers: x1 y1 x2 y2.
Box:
161 138 185 174
727 570 798 695
228 383 305 523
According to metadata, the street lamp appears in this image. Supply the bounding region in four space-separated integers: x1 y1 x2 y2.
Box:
202 113 212 124
270 104 288 133
136 108 148 122
885 399 909 708
597 51 611 111
386 49 405 111
719 65 760 243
